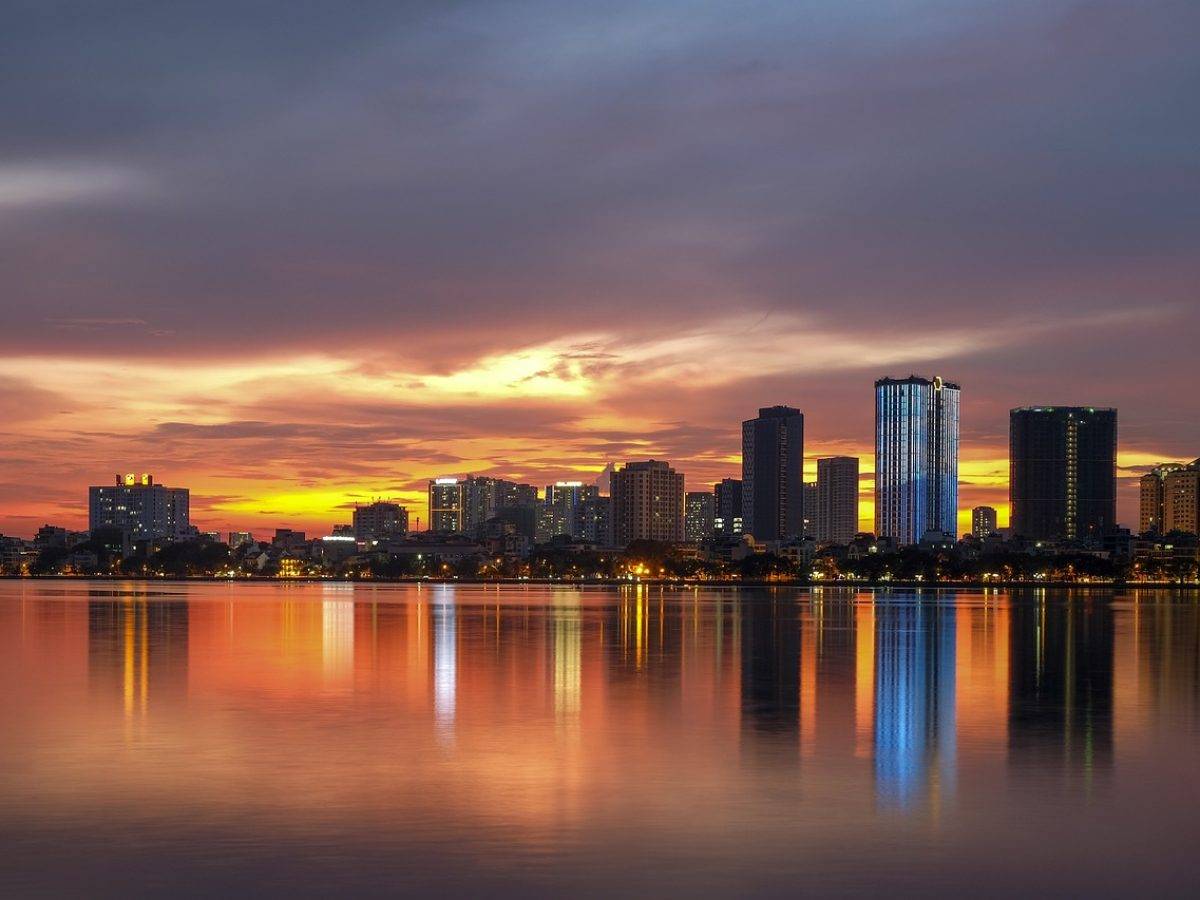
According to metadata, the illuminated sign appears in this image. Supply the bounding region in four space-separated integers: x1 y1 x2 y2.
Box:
434 477 459 485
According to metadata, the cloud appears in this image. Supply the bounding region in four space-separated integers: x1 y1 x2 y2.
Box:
0 163 149 209
1 0 1198 535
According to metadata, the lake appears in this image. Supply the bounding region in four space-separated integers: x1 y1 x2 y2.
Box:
0 581 1197 896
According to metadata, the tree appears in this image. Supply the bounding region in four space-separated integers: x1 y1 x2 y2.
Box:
736 552 795 580
30 546 68 575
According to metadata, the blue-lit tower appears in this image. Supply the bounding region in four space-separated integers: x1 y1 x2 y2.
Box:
874 375 960 545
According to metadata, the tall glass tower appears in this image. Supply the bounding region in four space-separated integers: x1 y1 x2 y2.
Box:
874 375 960 545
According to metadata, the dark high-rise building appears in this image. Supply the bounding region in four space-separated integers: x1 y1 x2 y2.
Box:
714 478 743 538
1140 460 1199 536
463 476 539 537
489 505 537 541
579 496 614 546
352 501 408 541
971 505 997 538
802 483 818 537
684 491 716 543
538 481 599 541
875 376 960 545
428 478 464 533
742 406 804 542
1010 407 1117 542
88 473 190 541
610 460 684 546
817 456 859 545
429 475 538 536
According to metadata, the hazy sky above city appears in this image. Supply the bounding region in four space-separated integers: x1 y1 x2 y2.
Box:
1 0 1198 536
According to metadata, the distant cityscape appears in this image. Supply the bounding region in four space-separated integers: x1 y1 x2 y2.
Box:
2 374 1197 582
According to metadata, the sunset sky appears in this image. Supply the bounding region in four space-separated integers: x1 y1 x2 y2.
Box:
1 0 1197 538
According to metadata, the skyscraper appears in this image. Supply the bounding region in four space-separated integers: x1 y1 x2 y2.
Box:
1010 407 1117 542
428 478 464 533
353 501 408 541
579 496 614 546
1140 460 1199 536
802 483 818 537
538 481 599 541
684 491 716 543
461 476 539 537
742 406 804 542
816 456 859 544
610 460 684 546
1163 464 1199 536
713 478 743 538
88 474 190 541
875 376 960 545
971 506 997 538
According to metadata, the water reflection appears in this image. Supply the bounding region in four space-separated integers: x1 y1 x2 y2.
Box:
4 584 1200 895
88 596 189 717
433 588 456 735
873 600 956 807
1009 595 1113 780
740 595 799 743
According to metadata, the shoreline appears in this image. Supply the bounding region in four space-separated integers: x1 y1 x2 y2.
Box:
3 574 1198 590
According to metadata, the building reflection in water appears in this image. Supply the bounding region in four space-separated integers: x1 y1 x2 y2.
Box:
740 593 800 753
1128 595 1200 733
805 595 858 758
1009 594 1113 780
322 584 355 690
88 595 189 719
553 591 582 726
873 599 957 808
433 585 457 735
70 586 1142 810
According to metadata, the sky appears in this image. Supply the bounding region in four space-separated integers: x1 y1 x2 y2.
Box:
1 0 1198 539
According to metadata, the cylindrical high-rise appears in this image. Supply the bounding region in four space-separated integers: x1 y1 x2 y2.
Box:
874 376 960 545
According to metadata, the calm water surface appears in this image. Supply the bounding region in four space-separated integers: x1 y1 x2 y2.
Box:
1 581 1198 897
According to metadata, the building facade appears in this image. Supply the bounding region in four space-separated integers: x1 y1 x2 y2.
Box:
461 476 539 537
537 481 599 542
1010 407 1117 542
428 478 465 533
802 483 818 537
610 460 685 547
971 505 998 538
1141 460 1199 536
816 456 859 545
713 478 743 537
228 531 255 549
353 501 409 541
88 474 190 541
875 376 960 545
742 406 804 542
579 496 614 547
684 491 716 543
1163 466 1199 536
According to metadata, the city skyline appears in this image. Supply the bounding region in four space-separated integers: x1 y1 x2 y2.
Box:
2 2 1198 540
0 382 1194 540
3 3 1199 895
